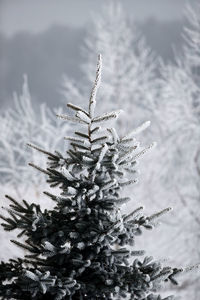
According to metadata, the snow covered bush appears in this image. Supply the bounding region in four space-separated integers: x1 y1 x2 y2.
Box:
0 75 69 198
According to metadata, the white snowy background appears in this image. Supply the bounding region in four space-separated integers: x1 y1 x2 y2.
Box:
0 1 200 299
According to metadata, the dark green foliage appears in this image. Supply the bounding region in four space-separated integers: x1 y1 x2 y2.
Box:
0 55 190 299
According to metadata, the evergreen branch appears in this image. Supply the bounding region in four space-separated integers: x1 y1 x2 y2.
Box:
183 264 200 273
76 111 91 124
167 268 184 285
119 137 134 145
119 179 138 187
91 145 104 154
123 121 151 139
28 163 51 175
116 146 138 164
46 168 69 179
111 248 130 256
114 171 124 179
123 206 145 221
56 114 87 124
91 136 108 144
64 136 86 144
27 143 58 159
17 229 26 238
25 253 41 259
11 240 39 253
147 207 173 222
97 144 108 163
74 131 89 139
124 167 137 174
107 128 119 144
102 179 117 190
152 268 173 282
44 191 72 205
89 54 102 118
22 199 33 210
1 207 19 222
128 142 156 163
5 195 26 211
115 197 131 205
43 191 57 201
67 103 88 116
67 150 81 161
0 223 15 231
70 142 90 150
90 126 100 134
54 150 63 158
0 213 16 226
92 110 122 123
10 210 33 223
131 250 145 256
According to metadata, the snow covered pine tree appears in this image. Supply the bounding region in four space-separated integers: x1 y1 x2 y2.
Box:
0 55 196 300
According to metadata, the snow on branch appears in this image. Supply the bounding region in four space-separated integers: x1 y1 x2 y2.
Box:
56 114 88 124
123 121 151 140
92 110 122 123
89 54 102 118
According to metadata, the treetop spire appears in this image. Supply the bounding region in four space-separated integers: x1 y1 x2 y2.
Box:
89 53 102 118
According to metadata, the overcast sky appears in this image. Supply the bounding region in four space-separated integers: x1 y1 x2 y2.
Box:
0 0 197 36
0 0 198 109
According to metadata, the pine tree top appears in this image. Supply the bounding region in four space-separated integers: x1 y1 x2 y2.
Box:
0 55 199 300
